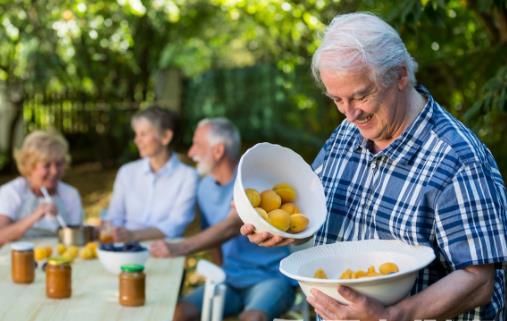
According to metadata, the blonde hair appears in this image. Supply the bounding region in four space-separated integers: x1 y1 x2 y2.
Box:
14 130 70 177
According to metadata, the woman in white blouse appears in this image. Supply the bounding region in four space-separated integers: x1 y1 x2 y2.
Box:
106 106 198 242
0 131 83 244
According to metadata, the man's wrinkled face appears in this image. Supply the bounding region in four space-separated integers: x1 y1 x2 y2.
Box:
188 125 216 175
320 66 407 150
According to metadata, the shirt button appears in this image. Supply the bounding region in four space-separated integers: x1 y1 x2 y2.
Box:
370 163 377 170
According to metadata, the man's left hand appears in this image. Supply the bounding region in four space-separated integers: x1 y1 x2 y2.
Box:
150 240 186 258
307 286 390 321
112 227 134 243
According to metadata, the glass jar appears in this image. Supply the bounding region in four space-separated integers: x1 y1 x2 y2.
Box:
46 257 72 299
119 264 145 306
11 241 35 284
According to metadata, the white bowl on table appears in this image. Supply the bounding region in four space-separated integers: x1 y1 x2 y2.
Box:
280 239 435 305
233 143 327 239
97 246 149 275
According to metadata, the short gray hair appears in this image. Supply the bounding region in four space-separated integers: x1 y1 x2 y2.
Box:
311 12 418 88
131 105 180 145
198 117 241 161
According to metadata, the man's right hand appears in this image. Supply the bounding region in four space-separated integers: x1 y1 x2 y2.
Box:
240 223 296 247
150 240 186 258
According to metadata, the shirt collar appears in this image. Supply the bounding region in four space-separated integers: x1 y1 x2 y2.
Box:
352 85 435 165
212 168 238 187
141 153 180 177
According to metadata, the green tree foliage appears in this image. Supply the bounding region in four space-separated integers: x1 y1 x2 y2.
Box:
0 0 506 176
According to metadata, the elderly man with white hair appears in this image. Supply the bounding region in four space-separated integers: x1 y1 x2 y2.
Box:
151 117 295 321
241 12 507 321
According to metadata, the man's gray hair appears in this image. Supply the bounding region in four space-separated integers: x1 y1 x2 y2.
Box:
311 12 418 88
198 117 241 161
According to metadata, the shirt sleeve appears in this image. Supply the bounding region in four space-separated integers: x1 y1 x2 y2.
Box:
106 167 127 227
434 161 507 270
0 180 23 220
157 169 198 238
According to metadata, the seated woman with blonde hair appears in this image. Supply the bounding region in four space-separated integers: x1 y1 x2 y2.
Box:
0 131 83 244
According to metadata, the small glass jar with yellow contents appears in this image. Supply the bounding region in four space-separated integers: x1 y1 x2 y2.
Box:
46 257 72 299
119 264 145 306
11 241 35 284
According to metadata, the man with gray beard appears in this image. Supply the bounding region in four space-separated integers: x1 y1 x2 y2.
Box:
150 118 295 321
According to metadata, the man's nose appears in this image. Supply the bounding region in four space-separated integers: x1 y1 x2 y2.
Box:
340 101 362 122
187 146 195 158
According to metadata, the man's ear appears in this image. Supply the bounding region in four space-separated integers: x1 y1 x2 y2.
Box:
397 65 409 90
212 143 225 161
161 129 173 146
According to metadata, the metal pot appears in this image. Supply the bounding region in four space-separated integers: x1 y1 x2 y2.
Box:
58 225 97 246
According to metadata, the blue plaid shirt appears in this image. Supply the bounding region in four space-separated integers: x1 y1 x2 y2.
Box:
313 86 507 320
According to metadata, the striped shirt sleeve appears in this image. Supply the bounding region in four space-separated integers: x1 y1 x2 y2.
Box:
434 161 507 270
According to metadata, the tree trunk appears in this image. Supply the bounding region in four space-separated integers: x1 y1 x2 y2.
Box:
3 101 23 173
1 78 25 173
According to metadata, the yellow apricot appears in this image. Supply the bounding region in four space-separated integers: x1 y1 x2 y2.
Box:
255 207 269 221
313 268 328 279
245 188 261 207
353 270 368 279
260 190 282 212
79 247 94 260
280 203 300 215
379 262 399 275
65 246 79 259
289 213 309 233
267 209 290 231
56 243 66 255
273 183 297 203
34 247 48 261
86 241 98 251
340 268 353 279
367 265 381 277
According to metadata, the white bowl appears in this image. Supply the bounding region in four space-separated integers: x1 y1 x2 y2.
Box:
233 143 327 239
280 239 435 305
97 248 149 275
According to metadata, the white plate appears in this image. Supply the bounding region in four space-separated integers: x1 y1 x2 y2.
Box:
280 239 435 304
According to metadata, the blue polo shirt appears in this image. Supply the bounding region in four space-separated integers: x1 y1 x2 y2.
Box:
197 173 291 288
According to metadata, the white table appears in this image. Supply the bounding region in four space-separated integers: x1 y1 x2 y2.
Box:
0 238 185 321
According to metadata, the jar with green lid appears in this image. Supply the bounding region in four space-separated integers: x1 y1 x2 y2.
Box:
119 264 145 306
11 241 35 284
46 257 72 299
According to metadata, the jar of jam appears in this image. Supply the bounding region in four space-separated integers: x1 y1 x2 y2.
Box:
46 257 72 299
119 264 145 306
11 241 35 284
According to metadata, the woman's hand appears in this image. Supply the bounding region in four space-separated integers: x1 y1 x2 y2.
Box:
33 203 58 219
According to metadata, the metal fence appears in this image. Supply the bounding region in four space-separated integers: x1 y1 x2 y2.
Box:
23 64 336 165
